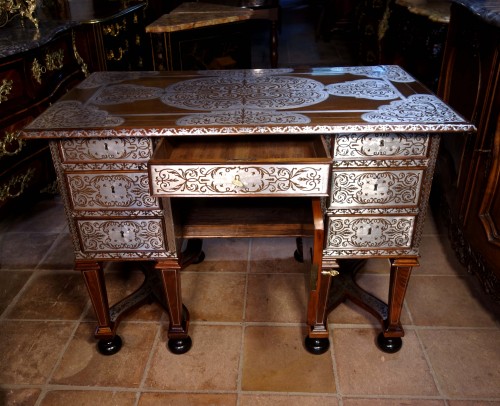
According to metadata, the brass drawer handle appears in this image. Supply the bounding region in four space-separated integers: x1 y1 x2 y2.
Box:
102 19 127 36
32 49 65 84
232 175 244 187
0 168 35 201
0 131 25 157
0 79 13 103
321 269 339 277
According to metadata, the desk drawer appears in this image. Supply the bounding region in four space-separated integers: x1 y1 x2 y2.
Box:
149 136 331 197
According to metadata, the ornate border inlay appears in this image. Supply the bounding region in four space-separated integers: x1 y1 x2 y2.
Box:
329 170 423 207
60 137 152 162
150 165 329 196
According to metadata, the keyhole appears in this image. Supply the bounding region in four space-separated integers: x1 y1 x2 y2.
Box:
120 231 125 238
367 227 372 235
373 183 378 191
111 185 115 193
379 140 385 147
104 142 109 150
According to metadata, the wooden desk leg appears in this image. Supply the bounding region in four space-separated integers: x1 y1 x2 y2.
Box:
305 198 333 354
377 257 417 353
156 259 192 354
78 260 122 356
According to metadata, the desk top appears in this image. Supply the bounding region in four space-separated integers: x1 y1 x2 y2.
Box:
22 66 475 139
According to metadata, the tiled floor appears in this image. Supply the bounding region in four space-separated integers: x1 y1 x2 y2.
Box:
1 1 500 405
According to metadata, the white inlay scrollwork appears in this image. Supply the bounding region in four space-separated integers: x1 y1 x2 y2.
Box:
91 84 164 105
150 165 328 196
362 95 464 123
60 138 152 161
176 109 310 125
327 216 414 249
330 171 422 207
76 71 159 89
326 79 399 100
26 101 124 129
333 133 429 158
78 219 165 251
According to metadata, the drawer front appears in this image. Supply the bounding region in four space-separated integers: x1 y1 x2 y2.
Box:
329 170 423 208
77 218 166 252
333 133 430 160
149 164 330 196
59 137 153 162
326 216 415 250
66 172 159 210
0 58 32 116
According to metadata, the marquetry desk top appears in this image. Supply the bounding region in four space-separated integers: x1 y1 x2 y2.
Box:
21 66 475 139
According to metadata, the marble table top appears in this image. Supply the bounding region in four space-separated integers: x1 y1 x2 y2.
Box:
145 2 254 34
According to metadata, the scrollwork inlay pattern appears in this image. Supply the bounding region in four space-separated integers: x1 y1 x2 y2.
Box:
326 216 414 249
151 165 329 196
60 137 152 161
78 219 166 252
330 171 422 207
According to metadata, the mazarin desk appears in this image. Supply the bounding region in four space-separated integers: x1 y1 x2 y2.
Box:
21 67 474 355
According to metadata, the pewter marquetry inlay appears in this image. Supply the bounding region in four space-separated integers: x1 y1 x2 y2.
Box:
91 84 164 105
76 71 160 89
362 95 463 123
67 173 159 210
334 133 429 158
78 219 166 252
330 170 423 207
326 216 415 249
326 79 400 100
60 138 152 161
150 165 329 196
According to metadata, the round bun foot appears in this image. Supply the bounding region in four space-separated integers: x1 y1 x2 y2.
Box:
294 249 304 263
304 336 330 355
192 251 205 264
377 332 402 353
97 335 122 356
168 336 192 354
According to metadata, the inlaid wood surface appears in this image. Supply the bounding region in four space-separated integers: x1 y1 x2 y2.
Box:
22 67 474 139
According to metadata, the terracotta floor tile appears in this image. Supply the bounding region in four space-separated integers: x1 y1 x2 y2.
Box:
186 238 250 272
39 390 137 405
83 267 166 322
0 388 41 406
0 320 75 385
241 326 336 393
51 322 157 387
249 238 312 274
38 232 75 270
245 273 308 322
342 399 445 406
239 394 339 405
182 272 246 322
405 275 499 327
328 274 411 326
139 392 238 405
5 270 88 320
0 232 59 269
0 270 32 314
145 324 242 391
419 329 500 398
333 328 438 396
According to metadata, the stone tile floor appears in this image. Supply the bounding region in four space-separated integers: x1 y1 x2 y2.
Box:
1 0 499 404
1 192 499 405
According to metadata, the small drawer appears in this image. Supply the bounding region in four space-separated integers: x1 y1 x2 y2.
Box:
66 172 160 211
149 136 331 197
329 169 423 208
59 137 153 163
326 216 415 250
333 133 430 160
76 218 167 252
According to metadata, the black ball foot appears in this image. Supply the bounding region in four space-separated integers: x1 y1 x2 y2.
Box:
168 336 192 354
377 332 402 353
304 336 330 355
97 335 122 356
192 251 205 264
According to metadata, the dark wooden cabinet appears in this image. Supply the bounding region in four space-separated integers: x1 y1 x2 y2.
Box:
436 1 500 299
0 26 86 213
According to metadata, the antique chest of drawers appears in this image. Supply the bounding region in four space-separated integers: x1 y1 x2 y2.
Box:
21 67 474 355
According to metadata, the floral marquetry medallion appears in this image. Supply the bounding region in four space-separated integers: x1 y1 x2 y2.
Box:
23 66 473 137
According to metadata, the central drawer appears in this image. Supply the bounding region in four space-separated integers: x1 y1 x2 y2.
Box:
148 136 331 197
